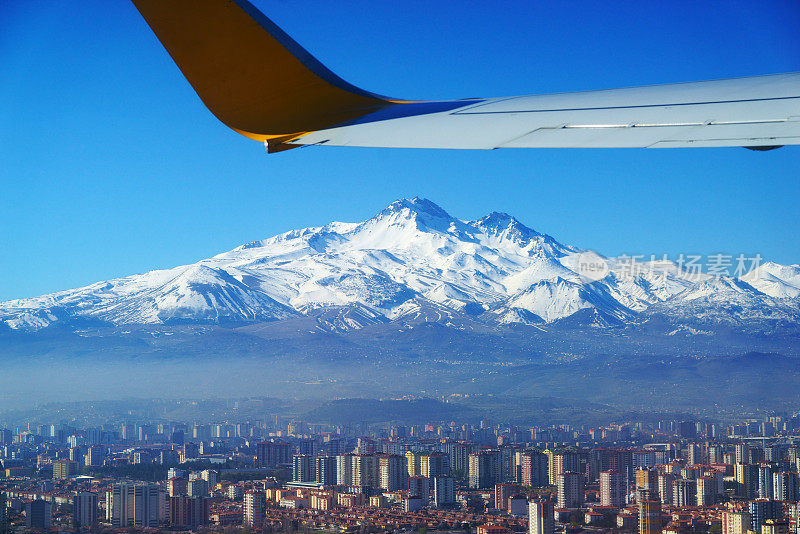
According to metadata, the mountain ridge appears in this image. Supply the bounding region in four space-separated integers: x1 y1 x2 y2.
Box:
2 197 799 333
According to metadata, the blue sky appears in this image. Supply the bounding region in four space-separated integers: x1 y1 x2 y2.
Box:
1 1 798 302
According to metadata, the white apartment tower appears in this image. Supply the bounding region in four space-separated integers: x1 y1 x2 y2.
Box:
243 491 265 527
529 501 555 534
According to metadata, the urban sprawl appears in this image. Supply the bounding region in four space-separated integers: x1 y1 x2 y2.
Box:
1 414 800 534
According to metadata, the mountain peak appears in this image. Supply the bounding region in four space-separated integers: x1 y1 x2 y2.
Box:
476 211 536 233
471 210 576 258
368 197 459 236
482 210 514 222
382 197 451 220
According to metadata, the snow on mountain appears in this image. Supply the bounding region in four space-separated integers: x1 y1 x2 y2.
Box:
597 258 709 313
302 304 389 333
1 198 798 332
644 276 800 327
741 262 800 299
0 263 296 329
501 278 630 325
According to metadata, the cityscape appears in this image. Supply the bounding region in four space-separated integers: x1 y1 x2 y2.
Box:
3 2 798 534
1 406 800 534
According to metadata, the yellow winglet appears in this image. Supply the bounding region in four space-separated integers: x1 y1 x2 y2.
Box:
130 0 395 142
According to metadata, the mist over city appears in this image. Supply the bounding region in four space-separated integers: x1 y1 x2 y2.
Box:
2 1 799 534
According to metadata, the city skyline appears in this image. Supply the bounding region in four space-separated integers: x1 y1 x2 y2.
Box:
2 401 800 533
3 9 800 533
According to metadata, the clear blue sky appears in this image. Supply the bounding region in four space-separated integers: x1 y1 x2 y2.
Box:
1 1 798 302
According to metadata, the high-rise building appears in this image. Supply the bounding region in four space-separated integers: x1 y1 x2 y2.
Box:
710 469 726 497
773 472 799 502
192 424 210 441
168 467 187 480
336 453 354 485
636 468 658 497
352 454 379 488
158 450 179 467
422 452 448 480
673 478 696 507
433 476 456 507
557 472 584 509
107 483 160 528
378 454 405 491
708 445 723 464
84 446 104 467
735 464 759 499
316 456 337 486
658 473 675 506
170 430 185 444
687 443 702 466
53 459 78 480
73 492 98 529
548 450 580 486
633 450 657 470
69 447 83 462
227 485 244 500
723 511 751 534
187 478 208 498
680 466 699 481
736 444 750 465
529 500 555 534
292 454 314 482
355 436 374 455
762 520 790 534
181 443 199 463
600 470 626 508
201 469 218 486
521 450 549 487
469 450 502 489
257 441 290 467
495 483 521 511
169 496 209 529
749 500 784 534
406 451 425 478
760 465 779 500
499 446 518 483
696 476 717 506
639 499 662 534
408 476 430 503
168 477 188 497
296 439 317 457
592 449 633 479
325 437 342 457
25 500 51 530
243 491 265 527
452 443 476 477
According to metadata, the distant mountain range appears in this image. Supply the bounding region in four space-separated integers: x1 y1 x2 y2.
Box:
2 197 799 333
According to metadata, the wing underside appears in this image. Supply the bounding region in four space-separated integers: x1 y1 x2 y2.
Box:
131 0 800 152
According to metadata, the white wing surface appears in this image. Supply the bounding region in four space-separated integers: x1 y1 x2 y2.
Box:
296 74 800 150
131 0 800 153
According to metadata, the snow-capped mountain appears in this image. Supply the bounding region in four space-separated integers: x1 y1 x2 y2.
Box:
2 198 799 332
740 262 800 299
643 276 800 328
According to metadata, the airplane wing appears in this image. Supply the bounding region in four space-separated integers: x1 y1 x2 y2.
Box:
131 0 800 153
